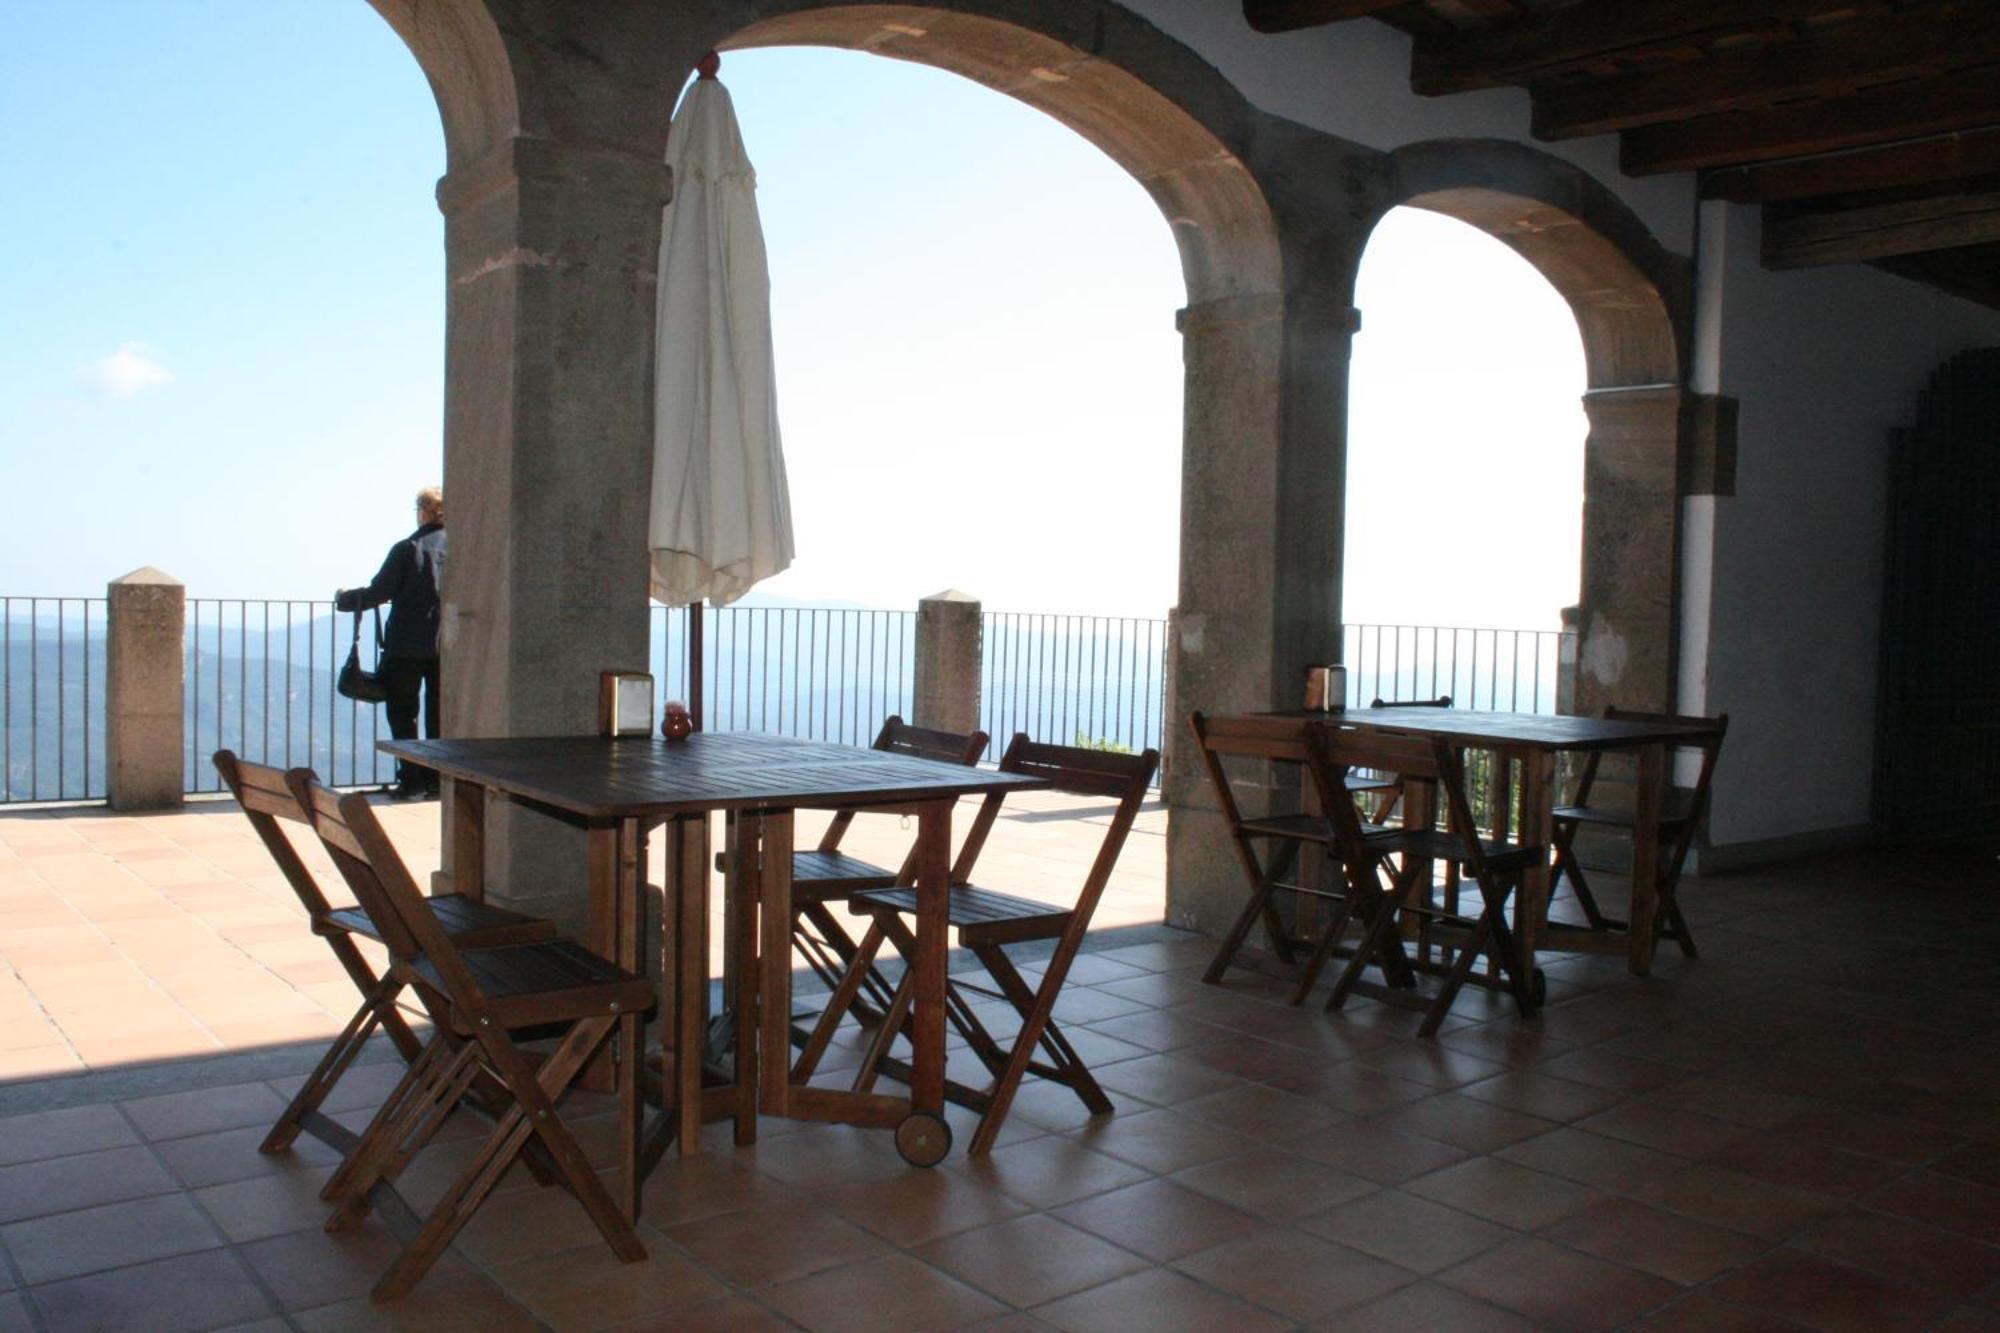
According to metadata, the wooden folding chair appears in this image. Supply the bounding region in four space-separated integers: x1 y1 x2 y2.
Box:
822 736 1158 1155
788 716 988 1030
211 751 554 1161
1187 711 1354 986
1309 723 1545 1037
288 774 652 1300
1355 695 1452 824
1550 709 1727 957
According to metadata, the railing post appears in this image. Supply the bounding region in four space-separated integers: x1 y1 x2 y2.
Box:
914 590 981 736
105 567 184 811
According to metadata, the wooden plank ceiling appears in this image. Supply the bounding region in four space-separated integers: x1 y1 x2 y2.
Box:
1245 0 2000 309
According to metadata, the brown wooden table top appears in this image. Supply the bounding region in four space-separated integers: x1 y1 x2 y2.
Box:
380 731 1046 820
1262 707 1719 753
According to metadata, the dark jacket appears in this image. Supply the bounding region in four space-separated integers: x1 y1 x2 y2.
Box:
336 523 445 658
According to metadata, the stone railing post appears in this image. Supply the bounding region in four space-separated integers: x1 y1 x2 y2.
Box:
106 567 184 811
914 590 981 735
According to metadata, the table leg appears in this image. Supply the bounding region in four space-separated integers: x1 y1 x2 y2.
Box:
450 780 485 902
759 811 795 1118
910 799 950 1117
729 813 761 1146
614 817 641 1219
1517 749 1552 1012
1629 742 1665 976
668 814 710 1160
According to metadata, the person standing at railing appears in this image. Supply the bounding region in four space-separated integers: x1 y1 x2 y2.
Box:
336 486 446 800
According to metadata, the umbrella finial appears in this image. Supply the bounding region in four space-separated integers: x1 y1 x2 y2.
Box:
696 50 720 80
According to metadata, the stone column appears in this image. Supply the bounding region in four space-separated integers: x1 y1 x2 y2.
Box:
105 567 184 811
913 590 981 735
1162 288 1355 936
432 134 672 929
1578 385 1687 717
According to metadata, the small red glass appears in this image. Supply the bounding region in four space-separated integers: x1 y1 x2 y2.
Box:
661 700 693 741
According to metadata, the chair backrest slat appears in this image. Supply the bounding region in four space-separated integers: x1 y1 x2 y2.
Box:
287 772 448 983
877 715 990 767
1018 737 1159 955
1571 708 1729 808
212 750 336 919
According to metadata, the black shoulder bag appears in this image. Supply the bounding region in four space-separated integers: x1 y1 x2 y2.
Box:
337 608 391 703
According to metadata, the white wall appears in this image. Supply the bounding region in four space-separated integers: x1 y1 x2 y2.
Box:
1705 204 2000 846
1125 2 2000 850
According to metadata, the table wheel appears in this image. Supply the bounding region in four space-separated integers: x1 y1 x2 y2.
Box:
894 1111 952 1167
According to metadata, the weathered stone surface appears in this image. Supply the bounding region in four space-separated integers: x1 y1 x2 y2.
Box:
915 591 982 737
106 568 184 812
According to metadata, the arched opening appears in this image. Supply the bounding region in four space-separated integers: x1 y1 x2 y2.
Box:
1344 206 1588 710
1383 142 1691 715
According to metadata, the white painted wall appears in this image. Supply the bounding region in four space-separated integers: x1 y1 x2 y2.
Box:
1125 2 2000 851
1704 204 2000 846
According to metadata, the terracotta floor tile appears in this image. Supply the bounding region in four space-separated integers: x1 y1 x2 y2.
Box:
1576 1102 1759 1157
1088 1052 1245 1106
1170 1145 1373 1221
240 1223 463 1311
488 1237 727 1331
0 1144 179 1223
1537 1048 1684 1095
0 1104 136 1168
762 1252 1004 1333
1033 1266 1291 1333
1079 1007 1224 1053
1328 1280 1539 1331
1543 1197 1769 1286
1703 1135 1903 1197
121 1081 288 1141
1277 1118 1473 1184
1175 1036 1323 1084
1299 1186 1513 1274
918 1214 1150 1307
154 1124 342 1189
1369 1092 1558 1153
1458 1070 1625 1123
1062 1105 1257 1174
1935 1143 2000 1192
816 1161 1032 1247
291 1264 543 1331
1273 1062 1437 1116
1053 1177 1263 1261
596 1295 796 1332
1439 1236 1680 1331
1171 1226 1412 1321
25 1246 272 1333
664 1197 889 1288
1176 1083 1342 1142
1632 1293 1814 1330
1629 1165 1846 1241
1797 1207 2000 1301
1405 1154 1605 1230
1779 1107 1964 1164
1348 1040 1510 1090
1498 1125 1691 1193
950 1135 1150 1210
1706 1250 1951 1333
1 1192 222 1285
1870 1172 2000 1244
447 1176 633 1265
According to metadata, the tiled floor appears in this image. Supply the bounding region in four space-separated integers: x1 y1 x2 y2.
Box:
3 796 2000 1329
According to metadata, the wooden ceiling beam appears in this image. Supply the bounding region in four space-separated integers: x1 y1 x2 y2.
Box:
1764 187 2000 267
1412 0 1864 96
1533 4 2000 141
1703 128 2000 203
1242 0 1405 33
1621 65 2000 175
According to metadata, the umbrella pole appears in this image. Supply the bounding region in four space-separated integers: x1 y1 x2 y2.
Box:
689 599 705 730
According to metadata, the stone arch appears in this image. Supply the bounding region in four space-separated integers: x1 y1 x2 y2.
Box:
1370 139 1697 713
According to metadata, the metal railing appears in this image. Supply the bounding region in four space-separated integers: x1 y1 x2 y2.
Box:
2 597 106 803
654 604 917 749
183 600 393 795
1 593 1578 806
982 612 1168 763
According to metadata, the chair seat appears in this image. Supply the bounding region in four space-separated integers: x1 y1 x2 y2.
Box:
325 894 554 949
851 884 1070 946
1238 812 1337 844
1554 802 1694 833
410 940 653 1032
792 849 898 899
1369 827 1545 875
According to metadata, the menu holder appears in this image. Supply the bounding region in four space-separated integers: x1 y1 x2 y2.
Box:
598 671 655 737
1303 664 1348 712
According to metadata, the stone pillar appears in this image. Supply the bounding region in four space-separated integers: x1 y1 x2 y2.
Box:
1163 287 1354 937
105 567 184 811
432 134 673 929
913 590 981 735
1577 385 1686 717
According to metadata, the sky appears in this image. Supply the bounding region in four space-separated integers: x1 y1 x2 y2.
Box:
0 2 1584 630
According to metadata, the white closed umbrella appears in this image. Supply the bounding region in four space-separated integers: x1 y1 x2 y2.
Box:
650 55 794 718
